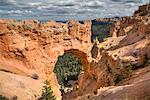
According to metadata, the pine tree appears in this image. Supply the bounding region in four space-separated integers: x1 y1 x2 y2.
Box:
41 80 56 100
54 53 82 87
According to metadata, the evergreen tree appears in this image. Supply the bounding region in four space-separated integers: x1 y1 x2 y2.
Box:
41 80 56 100
54 53 82 88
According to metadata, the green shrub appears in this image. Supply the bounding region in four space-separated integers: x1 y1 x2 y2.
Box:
22 24 32 30
0 95 8 100
125 64 134 73
41 80 56 100
114 75 124 84
31 73 39 80
11 96 17 100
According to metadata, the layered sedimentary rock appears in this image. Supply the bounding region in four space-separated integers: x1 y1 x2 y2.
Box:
0 19 92 99
77 49 127 96
75 66 150 100
0 4 149 100
107 4 150 67
75 4 150 100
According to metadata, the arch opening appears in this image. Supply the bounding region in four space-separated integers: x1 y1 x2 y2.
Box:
54 50 85 95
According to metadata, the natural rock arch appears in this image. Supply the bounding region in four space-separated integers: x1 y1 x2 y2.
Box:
53 49 90 94
0 19 92 99
64 49 90 74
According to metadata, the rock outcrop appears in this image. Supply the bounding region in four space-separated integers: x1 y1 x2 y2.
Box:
74 4 150 100
75 65 150 100
0 71 43 100
0 19 92 99
107 4 150 68
0 4 149 100
76 49 127 96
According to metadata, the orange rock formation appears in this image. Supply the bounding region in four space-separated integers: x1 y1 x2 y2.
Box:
75 4 150 100
0 4 149 100
0 19 92 99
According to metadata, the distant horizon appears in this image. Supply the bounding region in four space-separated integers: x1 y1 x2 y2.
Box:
0 0 149 21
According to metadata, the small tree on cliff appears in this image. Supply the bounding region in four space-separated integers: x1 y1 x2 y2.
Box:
41 80 56 100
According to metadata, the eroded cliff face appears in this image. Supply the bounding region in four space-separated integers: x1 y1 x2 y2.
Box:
76 49 127 96
75 4 150 100
107 4 150 67
75 66 150 100
0 4 149 100
0 19 92 99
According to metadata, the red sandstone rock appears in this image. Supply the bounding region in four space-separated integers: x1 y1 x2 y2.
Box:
73 4 150 100
0 4 150 100
0 19 92 99
0 71 43 100
74 66 150 100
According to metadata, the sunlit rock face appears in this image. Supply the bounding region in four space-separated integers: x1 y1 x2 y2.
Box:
0 19 92 99
75 4 150 100
0 4 149 100
107 4 150 67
